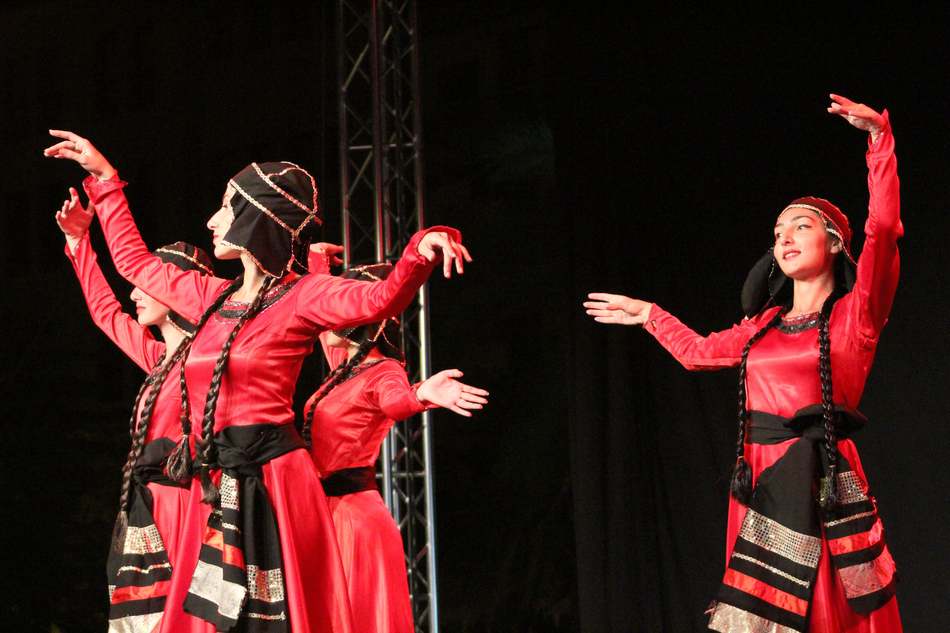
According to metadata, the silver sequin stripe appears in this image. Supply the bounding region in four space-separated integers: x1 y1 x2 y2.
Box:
836 470 869 505
824 510 876 528
117 562 173 575
220 473 240 511
739 509 822 568
731 553 811 588
247 612 288 621
108 612 163 633
247 565 286 603
709 603 800 633
123 525 166 556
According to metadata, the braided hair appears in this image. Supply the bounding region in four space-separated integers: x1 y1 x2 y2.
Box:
110 334 197 553
730 308 786 505
190 276 278 505
301 339 377 447
163 278 243 483
730 287 846 510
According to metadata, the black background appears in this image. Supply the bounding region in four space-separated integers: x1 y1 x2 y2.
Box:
1 3 947 632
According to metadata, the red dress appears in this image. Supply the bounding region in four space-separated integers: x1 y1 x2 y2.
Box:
645 114 902 632
304 333 427 633
84 174 453 633
66 236 200 632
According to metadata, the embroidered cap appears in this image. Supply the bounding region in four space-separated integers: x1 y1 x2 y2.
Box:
154 241 215 335
221 161 321 277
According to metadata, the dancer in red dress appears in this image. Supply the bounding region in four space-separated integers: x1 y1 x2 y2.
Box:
584 95 902 632
302 249 489 633
56 188 216 632
45 132 470 633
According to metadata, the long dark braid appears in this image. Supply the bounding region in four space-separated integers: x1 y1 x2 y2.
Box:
730 308 786 505
196 276 278 504
110 337 194 552
301 340 376 447
817 292 842 511
164 279 243 483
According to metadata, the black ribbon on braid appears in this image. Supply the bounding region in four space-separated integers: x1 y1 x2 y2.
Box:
183 424 304 631
708 407 897 632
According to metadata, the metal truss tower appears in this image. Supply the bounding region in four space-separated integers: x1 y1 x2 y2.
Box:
336 1 438 632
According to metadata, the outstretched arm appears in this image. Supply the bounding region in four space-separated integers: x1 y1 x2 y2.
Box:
371 366 489 421
296 227 470 331
44 131 229 321
584 292 774 370
828 95 902 343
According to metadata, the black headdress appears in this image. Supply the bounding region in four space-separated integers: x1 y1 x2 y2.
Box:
221 161 321 277
154 241 215 335
332 263 404 362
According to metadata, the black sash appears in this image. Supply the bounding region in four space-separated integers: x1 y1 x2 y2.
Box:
184 424 305 632
106 438 181 632
708 407 897 632
321 466 378 497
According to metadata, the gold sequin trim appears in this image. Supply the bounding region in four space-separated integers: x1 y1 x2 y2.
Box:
839 551 895 599
836 470 869 505
220 473 240 511
709 603 799 633
254 162 320 224
229 178 295 234
779 203 856 264
246 565 286 603
123 525 166 556
732 553 810 588
824 510 875 528
739 510 821 568
153 247 214 275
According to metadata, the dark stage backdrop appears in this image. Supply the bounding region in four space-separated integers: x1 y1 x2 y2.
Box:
1 3 948 633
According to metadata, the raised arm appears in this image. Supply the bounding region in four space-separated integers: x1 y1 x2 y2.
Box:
584 292 775 370
56 190 164 373
44 130 229 322
827 96 902 343
295 226 466 331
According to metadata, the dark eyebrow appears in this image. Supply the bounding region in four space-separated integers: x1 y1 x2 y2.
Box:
775 215 815 228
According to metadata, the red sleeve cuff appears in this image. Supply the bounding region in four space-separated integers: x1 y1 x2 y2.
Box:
83 172 127 202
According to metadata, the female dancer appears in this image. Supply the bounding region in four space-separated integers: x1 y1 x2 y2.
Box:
304 246 489 633
45 132 469 633
56 187 215 632
583 94 902 632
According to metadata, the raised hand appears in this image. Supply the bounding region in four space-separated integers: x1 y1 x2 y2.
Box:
55 187 95 253
827 94 886 141
43 130 117 180
583 292 653 326
417 231 472 278
310 242 344 267
415 369 489 417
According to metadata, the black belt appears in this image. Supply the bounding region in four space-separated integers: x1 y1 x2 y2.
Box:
321 466 378 497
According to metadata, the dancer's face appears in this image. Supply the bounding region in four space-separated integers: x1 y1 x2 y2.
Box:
207 184 240 259
130 286 170 327
773 209 841 280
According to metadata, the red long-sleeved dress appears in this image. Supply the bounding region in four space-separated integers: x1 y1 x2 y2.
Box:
304 324 427 633
66 235 199 630
84 174 453 633
644 114 902 632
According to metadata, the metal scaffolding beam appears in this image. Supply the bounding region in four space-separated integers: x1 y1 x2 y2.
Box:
337 1 438 631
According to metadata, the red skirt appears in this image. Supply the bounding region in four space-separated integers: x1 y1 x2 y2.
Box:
155 450 353 633
726 438 902 633
327 490 414 633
